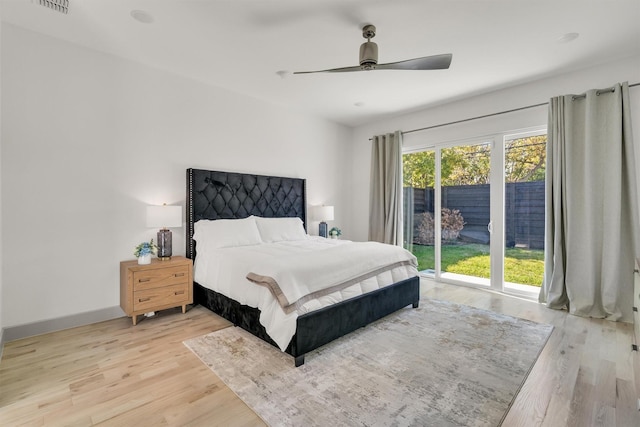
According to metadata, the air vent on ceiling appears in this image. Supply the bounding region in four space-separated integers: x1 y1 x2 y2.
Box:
37 0 69 14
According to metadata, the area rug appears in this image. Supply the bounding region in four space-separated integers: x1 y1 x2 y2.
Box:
184 298 553 426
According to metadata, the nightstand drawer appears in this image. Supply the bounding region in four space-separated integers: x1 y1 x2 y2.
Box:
133 265 189 291
133 283 189 312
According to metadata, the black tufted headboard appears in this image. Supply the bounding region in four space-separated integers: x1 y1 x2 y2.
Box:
186 168 307 260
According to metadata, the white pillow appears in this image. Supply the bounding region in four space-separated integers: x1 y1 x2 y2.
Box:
255 216 307 242
193 217 262 251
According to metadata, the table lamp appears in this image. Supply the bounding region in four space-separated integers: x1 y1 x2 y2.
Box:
317 205 334 238
147 204 182 260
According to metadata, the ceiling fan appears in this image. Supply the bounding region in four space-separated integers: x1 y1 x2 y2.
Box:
293 24 452 74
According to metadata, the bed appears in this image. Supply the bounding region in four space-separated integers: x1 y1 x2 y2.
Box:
186 168 420 366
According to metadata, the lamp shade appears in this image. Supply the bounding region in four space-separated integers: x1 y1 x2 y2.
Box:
146 205 182 229
317 205 334 222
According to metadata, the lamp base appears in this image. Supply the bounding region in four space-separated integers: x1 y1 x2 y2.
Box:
157 228 173 260
319 221 328 238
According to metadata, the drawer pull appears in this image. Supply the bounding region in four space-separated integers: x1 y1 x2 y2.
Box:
174 290 185 295
138 297 151 302
138 278 151 283
174 272 185 277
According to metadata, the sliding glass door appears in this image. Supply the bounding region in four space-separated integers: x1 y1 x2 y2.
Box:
403 128 546 296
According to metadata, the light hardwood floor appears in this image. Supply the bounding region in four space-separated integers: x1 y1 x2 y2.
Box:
1 279 639 426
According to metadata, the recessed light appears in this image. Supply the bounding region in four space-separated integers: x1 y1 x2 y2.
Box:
557 32 579 44
131 10 154 24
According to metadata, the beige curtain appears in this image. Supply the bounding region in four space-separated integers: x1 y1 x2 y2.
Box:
540 82 639 322
369 131 403 245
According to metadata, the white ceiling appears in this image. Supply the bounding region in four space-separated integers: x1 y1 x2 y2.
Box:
3 0 640 127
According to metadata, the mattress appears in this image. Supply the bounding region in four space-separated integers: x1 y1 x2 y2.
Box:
194 236 418 350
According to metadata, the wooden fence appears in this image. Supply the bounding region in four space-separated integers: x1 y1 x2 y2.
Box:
406 181 544 249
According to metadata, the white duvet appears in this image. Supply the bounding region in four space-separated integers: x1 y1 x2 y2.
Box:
194 236 418 350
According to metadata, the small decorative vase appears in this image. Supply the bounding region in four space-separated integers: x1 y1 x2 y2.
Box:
330 234 338 239
138 253 151 265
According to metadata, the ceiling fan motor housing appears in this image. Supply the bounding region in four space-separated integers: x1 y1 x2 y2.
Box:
359 41 378 70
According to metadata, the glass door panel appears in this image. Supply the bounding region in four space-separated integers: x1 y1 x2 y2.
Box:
403 151 436 276
503 134 546 293
439 142 492 286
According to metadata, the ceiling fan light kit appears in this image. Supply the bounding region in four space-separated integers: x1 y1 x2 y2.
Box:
294 24 452 74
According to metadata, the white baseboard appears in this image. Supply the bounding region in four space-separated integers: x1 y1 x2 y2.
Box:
0 306 125 345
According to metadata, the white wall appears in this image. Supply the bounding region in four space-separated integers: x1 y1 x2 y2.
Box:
1 24 352 328
349 55 640 242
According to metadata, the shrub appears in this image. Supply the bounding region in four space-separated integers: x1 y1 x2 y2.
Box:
414 208 465 245
415 212 435 245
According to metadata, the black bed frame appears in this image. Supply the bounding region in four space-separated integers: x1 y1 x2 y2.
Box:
186 168 420 366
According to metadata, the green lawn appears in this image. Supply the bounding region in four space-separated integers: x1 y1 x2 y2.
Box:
410 243 544 287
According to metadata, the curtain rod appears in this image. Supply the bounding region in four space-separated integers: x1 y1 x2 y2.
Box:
370 82 640 140
571 82 640 100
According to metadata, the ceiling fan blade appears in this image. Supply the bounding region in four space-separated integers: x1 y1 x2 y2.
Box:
293 65 364 74
375 54 452 71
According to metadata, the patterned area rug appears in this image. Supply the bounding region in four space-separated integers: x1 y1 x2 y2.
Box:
184 298 553 426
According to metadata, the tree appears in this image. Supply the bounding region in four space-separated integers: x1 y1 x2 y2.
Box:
505 135 546 183
403 135 546 188
403 151 435 188
441 144 491 185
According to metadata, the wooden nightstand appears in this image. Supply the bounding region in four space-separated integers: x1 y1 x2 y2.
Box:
120 256 193 325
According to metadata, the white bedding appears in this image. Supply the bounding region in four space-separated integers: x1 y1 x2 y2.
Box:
194 236 418 351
